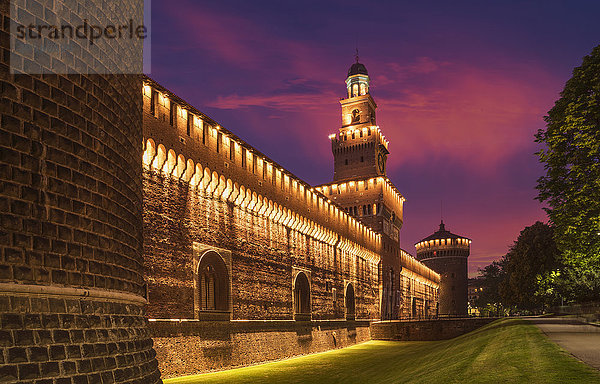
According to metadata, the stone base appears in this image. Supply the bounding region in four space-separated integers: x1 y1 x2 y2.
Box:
0 293 162 383
370 317 499 341
149 319 371 379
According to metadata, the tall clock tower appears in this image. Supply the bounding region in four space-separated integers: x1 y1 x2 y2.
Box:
333 57 389 182
316 56 406 320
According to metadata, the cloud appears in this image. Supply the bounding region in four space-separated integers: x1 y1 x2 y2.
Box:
377 63 558 171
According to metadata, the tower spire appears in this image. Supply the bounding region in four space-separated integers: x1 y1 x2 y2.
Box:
355 47 359 63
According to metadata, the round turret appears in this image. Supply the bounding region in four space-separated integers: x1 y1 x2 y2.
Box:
415 221 471 317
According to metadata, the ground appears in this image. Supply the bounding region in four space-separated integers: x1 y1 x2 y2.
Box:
531 317 600 370
164 319 600 384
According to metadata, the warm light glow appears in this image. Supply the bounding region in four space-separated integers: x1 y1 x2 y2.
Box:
328 134 336 140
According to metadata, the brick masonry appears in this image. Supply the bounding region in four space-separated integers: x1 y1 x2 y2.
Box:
149 320 371 378
0 1 161 382
370 318 499 341
141 77 441 377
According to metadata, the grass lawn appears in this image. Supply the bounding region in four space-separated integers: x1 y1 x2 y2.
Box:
165 319 600 384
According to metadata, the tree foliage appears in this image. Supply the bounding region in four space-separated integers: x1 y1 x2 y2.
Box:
474 261 504 307
474 222 561 313
535 45 600 301
499 222 562 309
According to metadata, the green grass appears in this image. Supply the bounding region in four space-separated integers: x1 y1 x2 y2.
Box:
165 319 600 384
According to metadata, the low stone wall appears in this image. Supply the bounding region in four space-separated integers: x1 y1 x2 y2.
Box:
370 317 498 341
553 303 600 323
150 319 372 378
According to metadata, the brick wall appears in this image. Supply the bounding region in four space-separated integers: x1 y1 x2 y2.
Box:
0 1 161 382
149 320 371 378
141 77 388 323
143 172 380 321
370 318 498 341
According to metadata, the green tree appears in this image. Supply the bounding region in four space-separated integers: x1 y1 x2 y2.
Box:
499 222 562 310
474 261 505 316
535 45 600 302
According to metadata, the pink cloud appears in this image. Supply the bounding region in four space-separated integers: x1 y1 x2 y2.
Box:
377 64 559 172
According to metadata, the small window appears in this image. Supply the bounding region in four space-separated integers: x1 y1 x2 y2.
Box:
169 101 176 126
241 148 247 168
230 141 235 162
360 156 364 162
344 159 348 165
217 132 222 153
202 124 209 145
332 288 337 303
186 111 191 136
150 90 157 115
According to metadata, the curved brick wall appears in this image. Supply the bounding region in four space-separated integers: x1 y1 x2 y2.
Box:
416 251 469 317
0 1 161 382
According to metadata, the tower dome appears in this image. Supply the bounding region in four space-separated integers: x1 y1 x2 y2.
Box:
348 61 369 77
345 54 370 98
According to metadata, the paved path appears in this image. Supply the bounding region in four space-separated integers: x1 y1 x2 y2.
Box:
526 317 600 370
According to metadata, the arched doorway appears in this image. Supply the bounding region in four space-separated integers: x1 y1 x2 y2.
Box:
294 272 310 320
197 251 230 319
345 283 355 320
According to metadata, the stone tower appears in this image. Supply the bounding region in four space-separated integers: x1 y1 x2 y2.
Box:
0 1 161 382
317 57 404 320
415 221 470 317
332 57 389 182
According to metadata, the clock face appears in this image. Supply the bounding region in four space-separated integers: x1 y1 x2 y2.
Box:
377 153 385 173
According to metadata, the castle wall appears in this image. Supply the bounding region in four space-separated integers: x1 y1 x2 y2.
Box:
0 1 161 382
370 317 497 341
143 173 380 321
141 78 384 324
149 320 371 378
140 76 441 377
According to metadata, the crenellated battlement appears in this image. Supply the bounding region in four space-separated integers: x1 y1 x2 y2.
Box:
329 126 389 152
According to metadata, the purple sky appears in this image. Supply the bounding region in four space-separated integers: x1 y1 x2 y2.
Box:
147 0 600 276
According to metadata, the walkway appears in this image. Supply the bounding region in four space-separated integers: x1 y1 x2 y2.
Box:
528 317 600 370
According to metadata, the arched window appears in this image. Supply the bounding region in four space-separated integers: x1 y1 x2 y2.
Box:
294 272 310 319
359 83 366 95
345 283 355 320
352 84 358 97
197 251 229 313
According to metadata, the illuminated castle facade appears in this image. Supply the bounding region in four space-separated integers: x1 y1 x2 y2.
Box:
140 58 440 376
